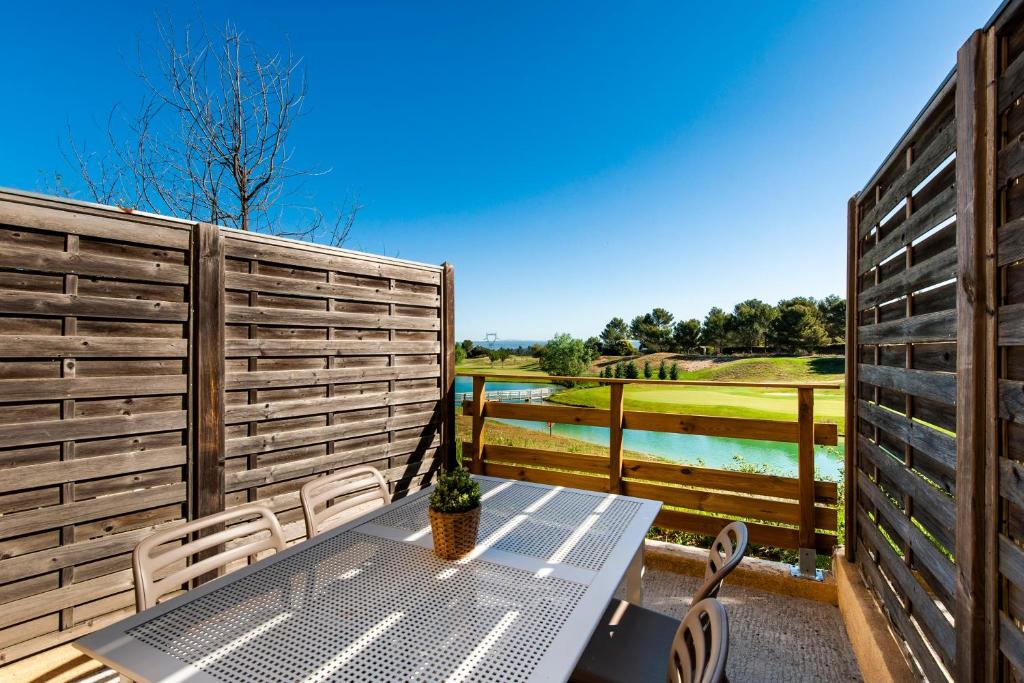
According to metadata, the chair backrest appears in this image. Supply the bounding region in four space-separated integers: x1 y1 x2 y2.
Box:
668 598 729 683
133 503 285 611
300 466 391 538
692 521 748 604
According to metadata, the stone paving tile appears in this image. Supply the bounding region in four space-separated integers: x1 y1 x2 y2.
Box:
640 569 862 683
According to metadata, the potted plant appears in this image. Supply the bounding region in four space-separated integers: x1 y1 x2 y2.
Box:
428 467 482 560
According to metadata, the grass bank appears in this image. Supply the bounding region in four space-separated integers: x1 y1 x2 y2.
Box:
456 355 546 377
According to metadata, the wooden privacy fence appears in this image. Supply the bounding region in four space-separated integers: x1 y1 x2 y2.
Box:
460 373 841 569
0 189 456 664
847 1 1024 679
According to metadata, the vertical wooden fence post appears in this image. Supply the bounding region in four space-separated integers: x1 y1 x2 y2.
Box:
609 382 625 493
441 263 456 470
797 387 816 576
954 27 999 682
845 195 860 563
190 222 226 585
470 376 486 474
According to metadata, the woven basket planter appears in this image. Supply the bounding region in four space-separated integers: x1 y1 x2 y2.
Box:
428 505 481 560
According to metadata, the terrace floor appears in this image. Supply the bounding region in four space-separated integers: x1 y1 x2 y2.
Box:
2 566 862 683
638 569 861 683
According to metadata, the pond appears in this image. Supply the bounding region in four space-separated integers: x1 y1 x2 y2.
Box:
454 377 844 480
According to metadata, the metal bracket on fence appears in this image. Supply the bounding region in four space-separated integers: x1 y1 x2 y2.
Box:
791 548 824 582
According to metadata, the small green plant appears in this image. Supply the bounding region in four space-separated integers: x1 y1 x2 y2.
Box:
429 467 481 513
614 362 625 378
643 361 652 379
624 360 639 379
658 360 668 380
669 362 679 380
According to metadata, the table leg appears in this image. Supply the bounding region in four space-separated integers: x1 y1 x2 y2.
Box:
626 542 644 605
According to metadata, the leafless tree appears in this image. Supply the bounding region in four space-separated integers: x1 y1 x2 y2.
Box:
59 19 358 244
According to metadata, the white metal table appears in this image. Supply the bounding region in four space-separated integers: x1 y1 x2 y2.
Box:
75 476 661 682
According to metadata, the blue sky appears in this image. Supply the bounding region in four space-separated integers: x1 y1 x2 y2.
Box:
0 2 993 340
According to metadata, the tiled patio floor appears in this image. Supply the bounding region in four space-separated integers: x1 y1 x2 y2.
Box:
639 568 862 682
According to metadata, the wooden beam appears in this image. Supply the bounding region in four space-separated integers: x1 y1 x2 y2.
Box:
190 223 226 586
441 263 456 470
469 375 486 474
954 28 999 683
609 383 624 493
847 195 862 566
797 388 816 559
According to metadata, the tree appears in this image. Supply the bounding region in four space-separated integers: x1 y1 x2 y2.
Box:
669 362 680 380
701 307 730 354
61 20 359 243
584 336 603 361
817 295 846 343
624 360 640 379
629 308 675 352
643 361 652 379
658 360 668 380
672 319 701 353
769 297 829 352
599 317 632 355
461 339 475 355
614 362 625 379
494 348 511 366
538 334 590 378
455 345 467 365
729 299 777 348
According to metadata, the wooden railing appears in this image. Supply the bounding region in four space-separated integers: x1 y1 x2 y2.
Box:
458 373 841 572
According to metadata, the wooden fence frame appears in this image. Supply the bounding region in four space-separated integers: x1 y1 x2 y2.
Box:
460 372 842 567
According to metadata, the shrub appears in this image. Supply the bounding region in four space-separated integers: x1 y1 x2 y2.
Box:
669 362 679 380
429 468 481 513
643 361 652 379
658 360 668 379
614 362 625 378
624 360 639 379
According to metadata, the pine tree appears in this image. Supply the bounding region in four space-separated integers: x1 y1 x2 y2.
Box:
658 360 668 380
669 362 679 380
643 361 652 379
614 362 625 379
625 361 639 379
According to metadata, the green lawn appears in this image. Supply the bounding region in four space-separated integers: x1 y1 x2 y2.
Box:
456 354 547 376
551 356 845 433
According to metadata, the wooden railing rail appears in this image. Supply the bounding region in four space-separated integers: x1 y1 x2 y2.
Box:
458 372 841 572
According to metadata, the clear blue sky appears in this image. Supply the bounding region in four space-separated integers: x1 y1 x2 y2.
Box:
0 1 993 340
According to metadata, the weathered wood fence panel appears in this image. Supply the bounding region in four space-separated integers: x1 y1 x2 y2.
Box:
848 1 1024 678
0 190 455 663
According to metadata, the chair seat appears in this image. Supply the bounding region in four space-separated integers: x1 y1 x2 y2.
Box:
571 598 681 683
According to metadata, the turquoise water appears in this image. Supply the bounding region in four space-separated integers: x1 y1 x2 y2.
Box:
455 377 843 480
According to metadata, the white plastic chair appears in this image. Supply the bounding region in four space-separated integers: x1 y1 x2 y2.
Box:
300 465 391 537
132 503 285 610
668 598 729 683
691 522 748 605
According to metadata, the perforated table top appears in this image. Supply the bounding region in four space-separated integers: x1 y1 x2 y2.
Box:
75 476 661 683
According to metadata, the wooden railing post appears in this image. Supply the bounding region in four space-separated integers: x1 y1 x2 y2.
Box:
190 222 226 585
469 376 486 474
609 382 625 493
797 387 816 577
440 263 456 470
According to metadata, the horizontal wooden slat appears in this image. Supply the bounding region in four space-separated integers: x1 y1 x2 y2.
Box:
857 471 955 606
0 243 189 284
225 411 436 457
225 338 439 358
998 133 1024 186
622 480 837 529
0 569 134 630
227 364 439 390
858 246 957 309
0 335 187 358
858 400 956 473
997 215 1024 266
998 47 1024 113
224 270 438 307
0 482 186 539
481 444 610 475
476 461 609 492
477 401 608 427
999 533 1024 592
858 363 957 406
0 197 191 250
1000 457 1024 509
458 372 839 390
998 379 1024 426
858 309 956 344
623 410 839 446
0 291 188 321
226 305 439 330
1000 613 1024 676
999 303 1024 345
0 446 186 493
621 458 839 503
859 121 955 236
223 235 441 285
0 374 186 403
653 508 835 552
859 183 956 275
0 410 187 449
225 388 439 424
